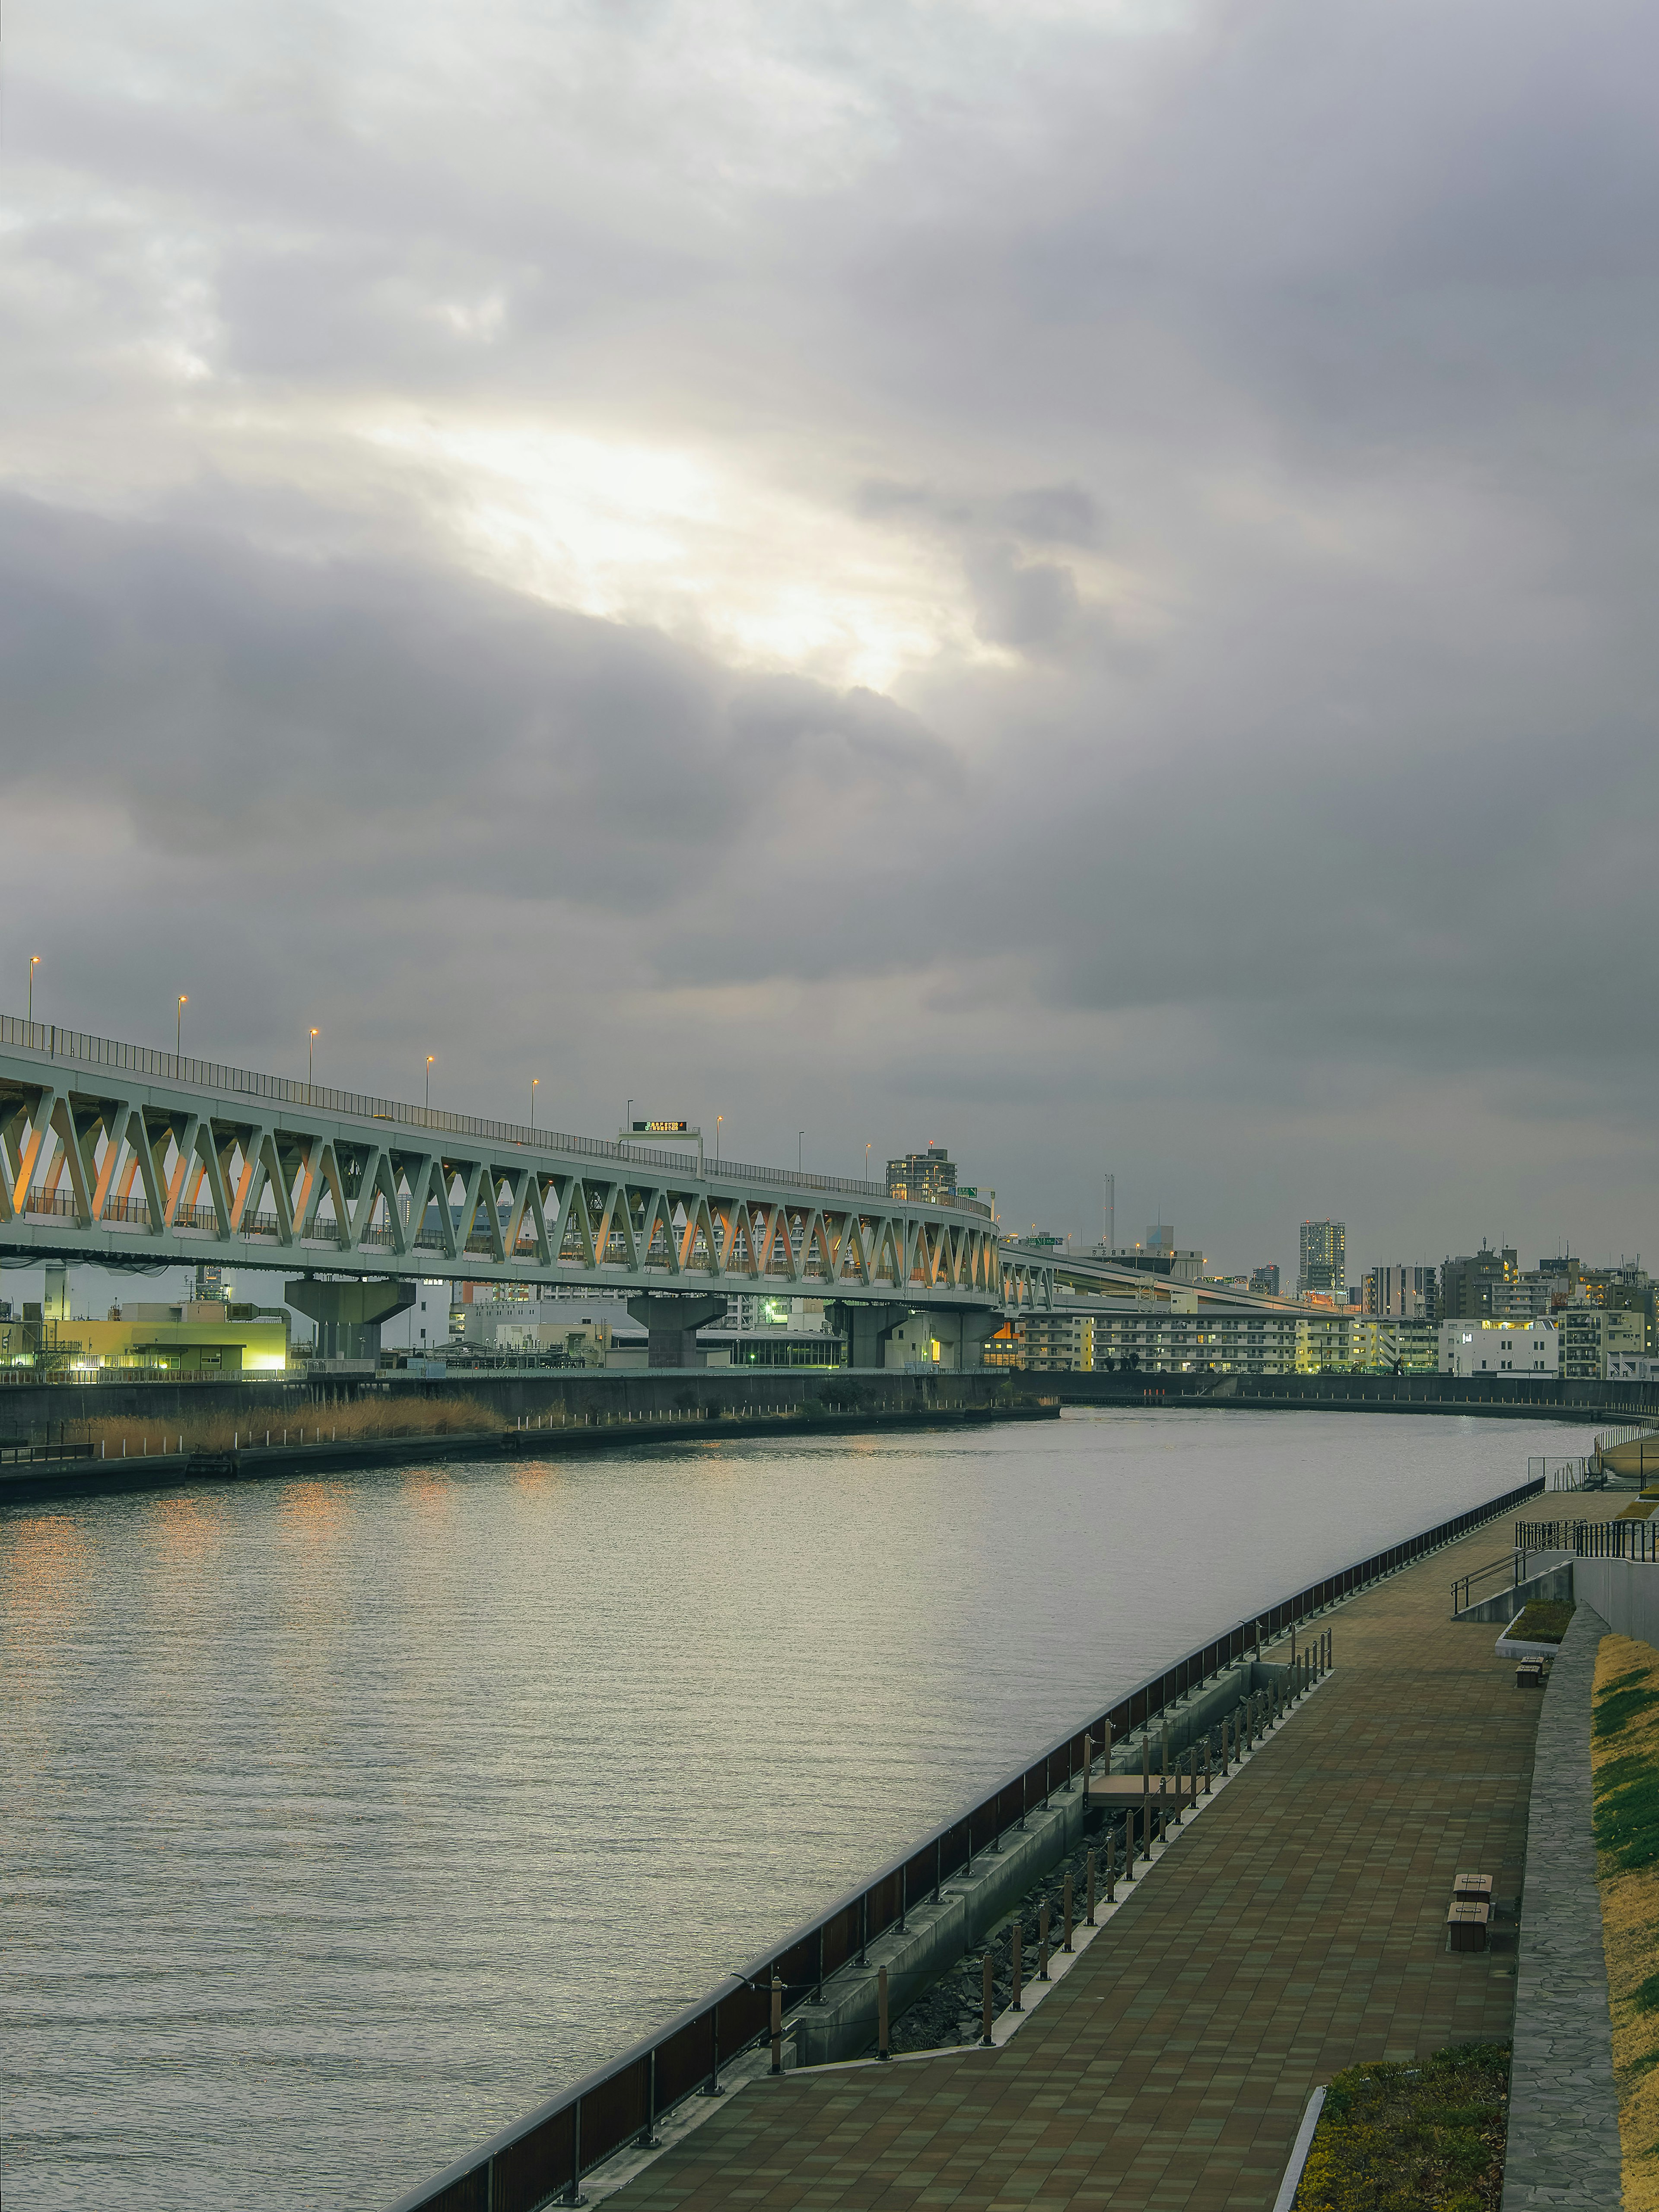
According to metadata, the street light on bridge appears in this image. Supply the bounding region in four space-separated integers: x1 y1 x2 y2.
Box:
176 995 187 1055
426 1055 434 1109
531 1075 539 1129
28 954 40 1024
715 1112 721 1165
308 1028 318 1095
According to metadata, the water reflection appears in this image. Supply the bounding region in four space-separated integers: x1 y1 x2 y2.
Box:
0 1408 1583 2212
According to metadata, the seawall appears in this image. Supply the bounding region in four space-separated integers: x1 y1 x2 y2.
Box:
0 1394 1058 1507
1057 1369 1648 1421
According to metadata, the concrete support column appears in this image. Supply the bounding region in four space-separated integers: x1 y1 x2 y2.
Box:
625 1293 728 1369
285 1277 416 1363
927 1309 1004 1373
825 1301 909 1370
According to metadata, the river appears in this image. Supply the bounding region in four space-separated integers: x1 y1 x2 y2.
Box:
0 1407 1583 2210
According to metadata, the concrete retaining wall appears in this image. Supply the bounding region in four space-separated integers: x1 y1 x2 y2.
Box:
1572 1555 1659 1646
1500 1602 1623 2210
795 1657 1292 2065
1454 1563 1575 1626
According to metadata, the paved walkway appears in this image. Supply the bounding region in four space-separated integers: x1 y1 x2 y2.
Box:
617 1493 1624 2212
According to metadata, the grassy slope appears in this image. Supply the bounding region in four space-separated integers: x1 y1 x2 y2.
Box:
1593 1632 1659 2211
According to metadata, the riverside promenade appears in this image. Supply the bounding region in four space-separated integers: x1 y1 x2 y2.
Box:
614 1494 1626 2212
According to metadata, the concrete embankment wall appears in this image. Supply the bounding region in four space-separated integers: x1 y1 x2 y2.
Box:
0 1395 1057 1507
0 1364 1019 1432
1058 1370 1653 1424
797 1657 1296 2066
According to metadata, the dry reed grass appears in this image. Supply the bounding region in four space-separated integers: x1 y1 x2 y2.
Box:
1593 1631 1659 2212
86 1395 502 1457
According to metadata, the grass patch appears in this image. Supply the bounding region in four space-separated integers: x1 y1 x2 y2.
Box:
1510 1600 1574 1643
1292 2043 1510 2211
1593 1634 1659 2211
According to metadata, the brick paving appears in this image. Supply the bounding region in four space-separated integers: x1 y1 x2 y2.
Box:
616 1492 1626 2212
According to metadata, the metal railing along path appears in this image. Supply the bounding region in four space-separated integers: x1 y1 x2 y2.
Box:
384 1471 1545 2212
1515 1516 1659 1564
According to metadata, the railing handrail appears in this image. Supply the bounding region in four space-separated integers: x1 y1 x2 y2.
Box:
383 1469 1545 2212
0 1014 993 1219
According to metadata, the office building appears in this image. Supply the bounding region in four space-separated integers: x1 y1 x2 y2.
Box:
887 1146 957 1205
1249 1264 1280 1296
1298 1221 1345 1299
2 1298 290 1376
1363 1265 1439 1322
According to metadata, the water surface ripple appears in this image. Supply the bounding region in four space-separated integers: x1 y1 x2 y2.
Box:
1 1407 1580 2209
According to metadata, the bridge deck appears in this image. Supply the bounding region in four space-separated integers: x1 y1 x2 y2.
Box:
613 1495 1620 2212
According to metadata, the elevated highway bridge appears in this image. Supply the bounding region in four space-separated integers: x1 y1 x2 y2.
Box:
0 1018 1301 1365
0 1018 1058 1365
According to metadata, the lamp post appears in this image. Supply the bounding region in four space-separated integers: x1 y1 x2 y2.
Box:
28 955 39 1023
798 1131 804 1175
715 1113 722 1166
177 995 187 1055
865 1141 871 1183
426 1055 434 1108
308 1028 318 1096
531 1076 538 1130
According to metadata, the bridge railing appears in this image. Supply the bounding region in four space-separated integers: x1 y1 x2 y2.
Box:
0 1015 993 1219
385 1471 1545 2212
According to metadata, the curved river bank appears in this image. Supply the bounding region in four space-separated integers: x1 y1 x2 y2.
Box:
1 1407 1584 2210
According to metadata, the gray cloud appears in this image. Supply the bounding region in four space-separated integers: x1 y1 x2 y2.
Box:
4 0 1659 1276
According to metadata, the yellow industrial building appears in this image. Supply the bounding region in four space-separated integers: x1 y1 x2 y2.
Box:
0 1299 290 1376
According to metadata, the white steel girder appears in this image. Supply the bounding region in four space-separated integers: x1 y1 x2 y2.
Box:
0 1029 1037 1314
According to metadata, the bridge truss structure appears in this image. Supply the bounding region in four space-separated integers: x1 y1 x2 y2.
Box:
0 1020 1048 1313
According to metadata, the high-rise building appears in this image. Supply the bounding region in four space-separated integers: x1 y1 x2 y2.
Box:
887 1146 956 1205
1363 1265 1439 1322
1298 1221 1346 1299
1249 1264 1281 1296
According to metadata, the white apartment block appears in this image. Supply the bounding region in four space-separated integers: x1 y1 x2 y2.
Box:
1022 1311 1095 1371
1438 1318 1559 1377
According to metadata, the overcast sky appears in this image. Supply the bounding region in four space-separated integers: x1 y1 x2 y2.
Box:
4 0 1658 1284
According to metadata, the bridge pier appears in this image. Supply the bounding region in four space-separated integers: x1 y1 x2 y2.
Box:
827 1300 910 1370
825 1303 1003 1371
285 1277 416 1363
625 1293 728 1369
927 1309 1003 1372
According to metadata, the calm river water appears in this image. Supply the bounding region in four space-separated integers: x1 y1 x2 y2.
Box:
1 1407 1583 2210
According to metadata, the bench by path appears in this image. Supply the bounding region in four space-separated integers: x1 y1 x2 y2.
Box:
613 1497 1624 2212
